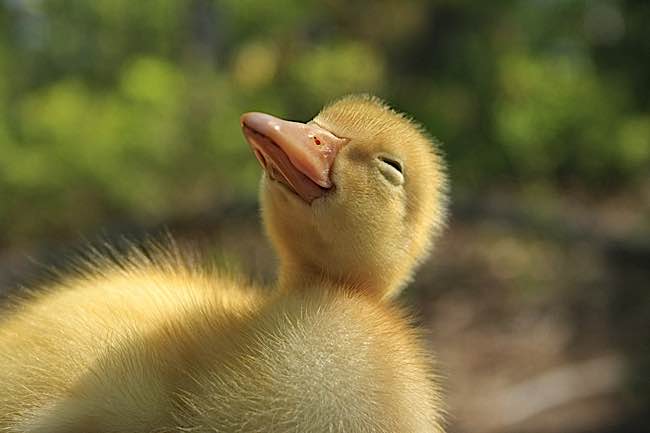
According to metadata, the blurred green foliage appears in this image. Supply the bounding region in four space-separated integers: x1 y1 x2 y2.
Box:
0 0 648 243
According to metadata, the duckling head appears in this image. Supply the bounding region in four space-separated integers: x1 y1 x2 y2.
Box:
241 95 447 298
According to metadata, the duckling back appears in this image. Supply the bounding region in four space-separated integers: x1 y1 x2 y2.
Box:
0 251 249 429
0 249 443 433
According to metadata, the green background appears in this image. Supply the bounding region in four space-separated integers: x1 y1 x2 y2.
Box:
1 0 648 244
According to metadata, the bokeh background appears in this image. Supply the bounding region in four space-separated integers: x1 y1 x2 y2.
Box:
1 1 648 432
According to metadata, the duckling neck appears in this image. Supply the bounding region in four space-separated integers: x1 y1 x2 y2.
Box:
278 263 334 293
277 262 396 298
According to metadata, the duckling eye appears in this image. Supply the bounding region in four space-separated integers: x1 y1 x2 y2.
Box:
377 156 405 186
379 156 402 173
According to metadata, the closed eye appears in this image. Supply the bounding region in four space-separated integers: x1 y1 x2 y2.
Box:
378 156 403 173
377 155 405 186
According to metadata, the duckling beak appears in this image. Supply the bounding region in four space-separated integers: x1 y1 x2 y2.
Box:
240 112 348 203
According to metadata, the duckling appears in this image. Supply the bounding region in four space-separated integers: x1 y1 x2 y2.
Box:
0 95 447 433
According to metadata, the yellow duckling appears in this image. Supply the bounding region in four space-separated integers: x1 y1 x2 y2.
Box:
0 95 447 433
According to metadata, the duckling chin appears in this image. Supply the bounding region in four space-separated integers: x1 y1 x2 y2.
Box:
0 95 448 433
242 94 447 299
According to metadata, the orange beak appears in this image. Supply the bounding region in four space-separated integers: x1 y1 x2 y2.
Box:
241 112 348 203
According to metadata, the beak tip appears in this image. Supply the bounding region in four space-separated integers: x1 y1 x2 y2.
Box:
240 113 251 128
239 112 274 133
